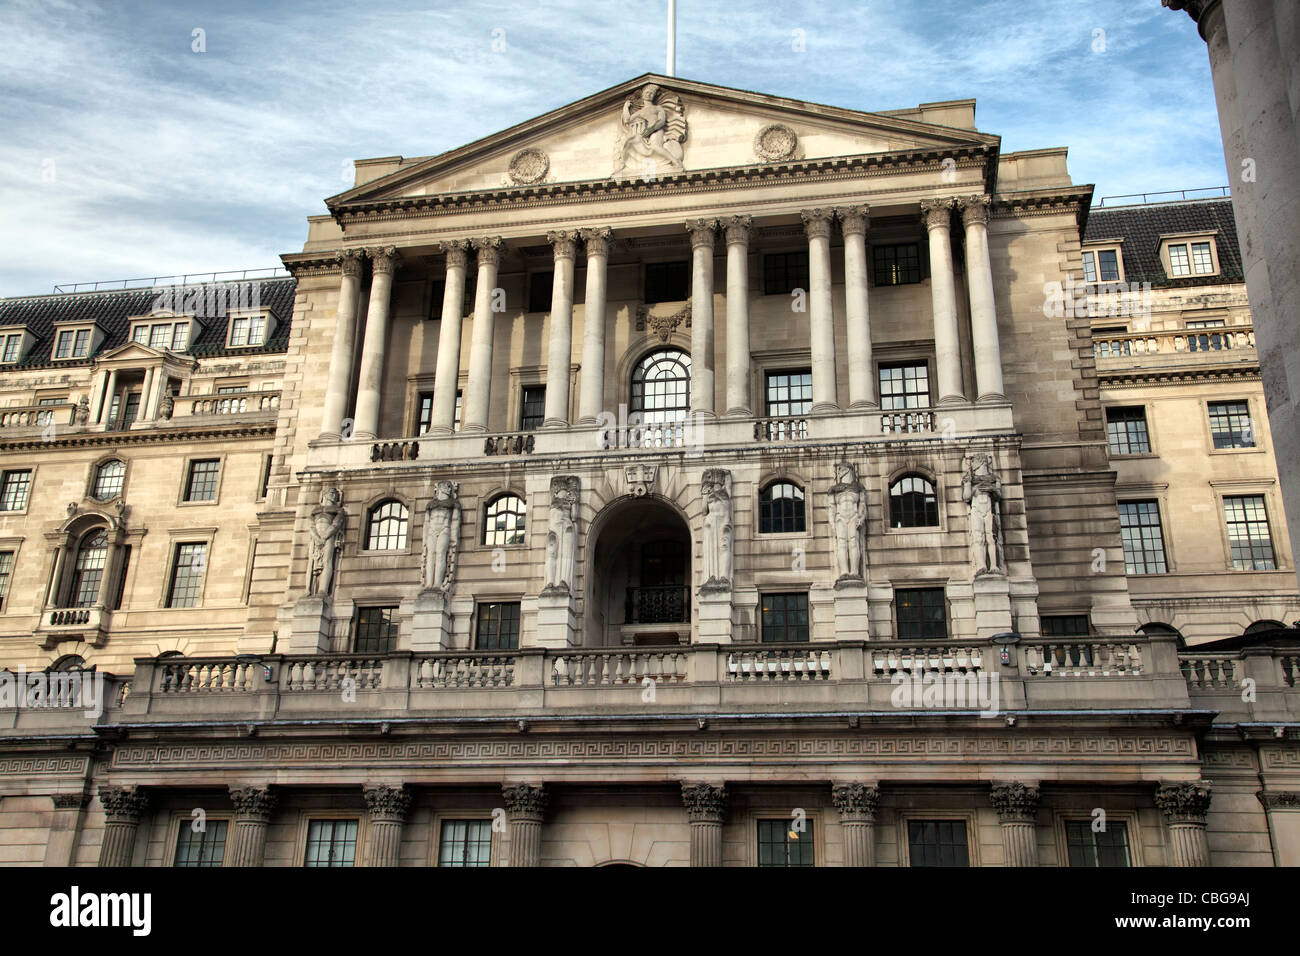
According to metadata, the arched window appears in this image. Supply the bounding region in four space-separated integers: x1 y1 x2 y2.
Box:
759 481 806 534
50 654 87 671
484 494 526 546
70 530 108 608
889 475 939 528
1139 622 1185 650
365 500 409 550
631 349 691 423
91 459 125 500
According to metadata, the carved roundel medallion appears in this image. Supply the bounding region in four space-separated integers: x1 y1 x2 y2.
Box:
508 148 550 185
753 124 799 162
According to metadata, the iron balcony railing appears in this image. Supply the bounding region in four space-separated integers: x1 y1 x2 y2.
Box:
625 586 690 624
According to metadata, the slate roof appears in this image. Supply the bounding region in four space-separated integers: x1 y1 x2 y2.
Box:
0 277 296 370
1083 198 1243 289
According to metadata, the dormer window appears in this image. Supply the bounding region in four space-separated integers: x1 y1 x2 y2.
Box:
1081 244 1123 284
130 316 194 352
1161 234 1219 278
226 309 275 348
55 328 91 359
1 330 27 364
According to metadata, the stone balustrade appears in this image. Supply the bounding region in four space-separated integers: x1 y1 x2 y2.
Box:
1022 640 1144 677
1093 326 1255 361
0 403 78 431
173 389 281 418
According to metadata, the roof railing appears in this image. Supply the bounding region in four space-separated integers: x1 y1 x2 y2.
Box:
51 267 290 295
1094 186 1230 207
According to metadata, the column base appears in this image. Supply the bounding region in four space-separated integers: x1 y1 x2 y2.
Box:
936 394 969 407
541 418 570 429
689 408 717 420
976 392 1008 404
722 407 752 418
426 425 453 437
810 402 839 413
847 400 880 410
290 595 332 654
461 423 488 433
411 589 454 651
353 431 378 442
316 431 342 442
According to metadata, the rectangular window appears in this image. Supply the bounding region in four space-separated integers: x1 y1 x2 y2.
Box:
1185 319 1226 330
644 261 690 304
174 819 228 867
764 369 812 418
873 243 921 286
1081 251 1097 283
1041 614 1090 637
1096 249 1120 282
167 543 208 608
1190 241 1214 274
879 362 931 410
896 587 946 640
109 545 130 611
149 324 169 349
761 592 810 643
1208 400 1254 449
354 606 399 653
0 470 32 511
417 391 434 435
121 391 141 427
757 819 815 867
55 330 75 358
229 317 249 346
1 334 20 363
304 819 358 867
171 324 189 350
1065 820 1131 867
73 329 90 357
35 397 62 426
0 550 13 612
1168 243 1191 277
184 459 220 502
762 251 809 296
1118 500 1168 574
1224 495 1276 571
454 390 462 432
438 819 492 867
132 326 149 344
258 455 273 500
528 271 553 313
1105 406 1151 455
908 820 970 867
476 601 521 650
520 385 546 431
248 315 266 345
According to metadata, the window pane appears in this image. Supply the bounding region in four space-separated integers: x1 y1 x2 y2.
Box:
1097 249 1120 282
439 819 492 867
872 243 921 285
230 318 248 346
1118 500 1167 574
0 550 12 612
896 588 947 640
644 261 690 304
1191 242 1214 274
630 349 692 432
879 363 930 410
354 606 399 653
55 330 74 358
185 459 220 501
476 601 521 650
1207 401 1253 449
761 592 809 643
908 820 969 867
304 819 357 867
1041 615 1090 637
759 481 806 534
149 325 169 348
366 500 409 550
72 530 109 608
171 324 189 350
762 251 809 296
1224 495 1276 570
528 271 553 313
175 819 229 867
484 494 526 546
1105 407 1151 455
1168 243 1191 276
73 329 90 356
889 475 939 528
1081 251 1097 283
92 460 126 500
1066 820 1130 867
417 392 434 435
757 818 815 866
248 315 265 345
167 542 207 608
0 470 32 511
520 385 546 431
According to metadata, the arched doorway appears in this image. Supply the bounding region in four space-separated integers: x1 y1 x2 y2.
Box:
587 497 691 647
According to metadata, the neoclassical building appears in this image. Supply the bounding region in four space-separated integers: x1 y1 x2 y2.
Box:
0 75 1297 868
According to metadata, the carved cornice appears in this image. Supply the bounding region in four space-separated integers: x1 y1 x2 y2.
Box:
441 239 470 271
831 783 879 820
580 227 612 258
98 785 148 823
280 252 346 278
229 785 278 822
0 420 278 452
801 207 834 240
363 783 412 821
958 194 991 227
1256 790 1300 810
502 783 547 819
920 197 956 231
685 218 717 249
681 783 727 822
51 791 90 810
1155 780 1212 824
368 245 402 275
722 214 752 246
337 249 365 278
991 782 1041 822
546 230 580 260
835 205 870 237
471 236 503 267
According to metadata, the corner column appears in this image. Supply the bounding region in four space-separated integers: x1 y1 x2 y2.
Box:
832 783 879 867
1257 791 1300 867
577 228 611 424
319 249 365 438
227 785 277 867
542 231 578 427
686 219 718 418
958 195 1006 402
836 205 876 408
352 246 402 440
463 237 503 432
722 215 752 417
96 785 148 867
991 782 1041 866
98 369 119 425
921 198 965 405
1156 781 1212 866
363 783 411 867
802 208 838 411
502 783 546 867
682 783 726 867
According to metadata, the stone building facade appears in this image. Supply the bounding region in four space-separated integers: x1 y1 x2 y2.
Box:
0 75 1297 867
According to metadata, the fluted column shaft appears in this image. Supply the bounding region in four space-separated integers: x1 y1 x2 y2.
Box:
922 199 965 404
959 195 1005 401
352 247 402 440
1157 781 1212 866
803 209 838 411
577 228 611 424
96 786 148 867
687 220 717 417
429 242 469 434
363 784 411 867
543 232 578 427
319 250 364 439
226 785 277 867
463 238 503 432
832 783 880 867
503 784 546 867
836 206 876 408
723 216 752 417
682 783 726 867
992 783 1040 866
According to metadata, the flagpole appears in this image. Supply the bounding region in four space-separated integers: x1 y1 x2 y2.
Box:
666 0 676 76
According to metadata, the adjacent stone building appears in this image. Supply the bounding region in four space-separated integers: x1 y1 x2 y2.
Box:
0 75 1296 867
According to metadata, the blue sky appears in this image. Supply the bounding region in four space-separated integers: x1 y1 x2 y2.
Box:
0 0 1224 296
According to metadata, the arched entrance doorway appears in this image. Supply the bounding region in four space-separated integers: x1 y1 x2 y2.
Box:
587 497 691 647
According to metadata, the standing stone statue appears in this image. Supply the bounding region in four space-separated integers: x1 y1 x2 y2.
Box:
829 462 868 583
422 480 461 593
962 452 1005 575
700 469 734 591
542 476 580 595
308 487 347 597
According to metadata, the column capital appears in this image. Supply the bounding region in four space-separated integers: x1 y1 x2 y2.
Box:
97 785 148 823
681 782 727 822
441 239 470 270
580 227 612 257
958 194 992 227
686 218 718 249
831 783 880 820
335 248 365 278
1161 0 1222 42
546 230 580 260
368 245 402 275
920 198 956 231
471 236 503 267
502 783 547 820
1257 790 1300 810
363 783 412 822
801 207 834 239
835 204 870 236
229 785 278 822
991 782 1041 823
722 214 753 246
1156 780 1213 824
51 791 90 810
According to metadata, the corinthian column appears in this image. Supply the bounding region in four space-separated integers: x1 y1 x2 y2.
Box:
802 208 838 411
921 199 965 405
363 784 412 867
682 783 726 867
463 237 503 432
429 241 469 435
958 195 1005 402
1156 781 1212 866
577 228 611 424
352 246 402 440
836 205 876 408
502 783 546 867
722 215 752 417
228 785 277 867
832 783 879 867
320 250 365 438
991 782 1040 866
543 231 578 427
686 219 718 417
96 785 148 867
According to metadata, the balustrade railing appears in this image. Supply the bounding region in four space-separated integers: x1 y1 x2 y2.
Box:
0 404 77 430
1023 641 1143 677
413 654 515 688
880 410 934 434
551 649 688 686
483 432 536 456
870 644 984 676
281 656 383 692
176 390 281 417
727 646 832 681
754 418 809 441
159 659 259 694
1179 655 1240 689
1094 328 1254 359
45 608 93 627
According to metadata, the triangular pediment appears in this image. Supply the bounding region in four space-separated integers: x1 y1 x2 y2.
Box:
96 341 166 363
331 74 998 205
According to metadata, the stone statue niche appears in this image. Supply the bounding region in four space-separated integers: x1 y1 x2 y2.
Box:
829 462 868 585
542 475 581 596
421 480 461 594
613 82 688 180
308 486 347 597
962 452 1005 576
699 469 734 593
